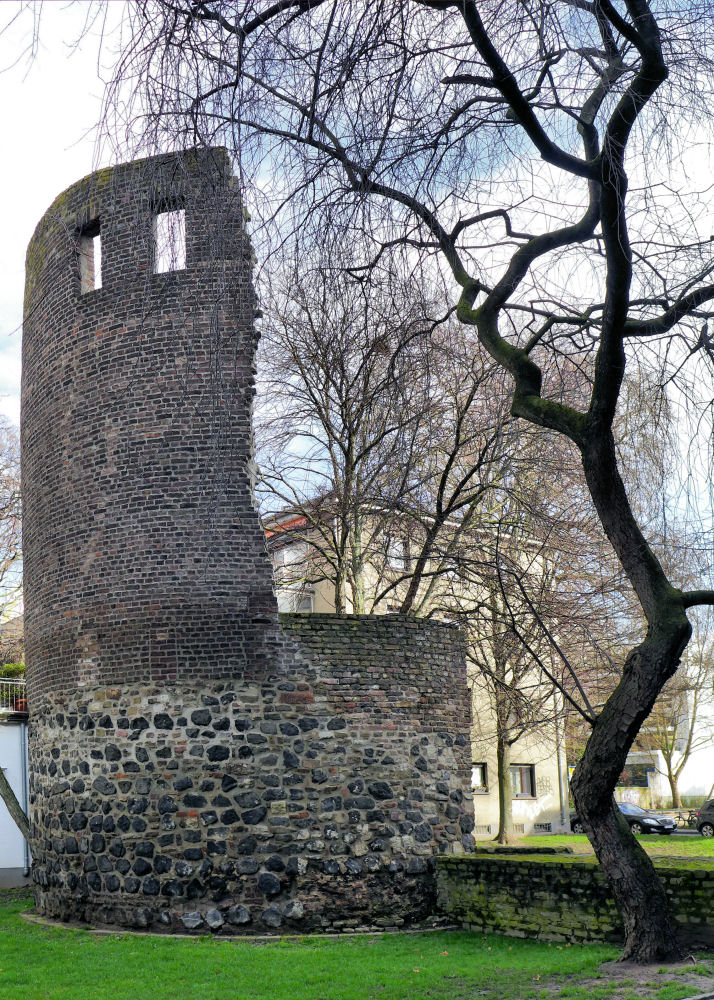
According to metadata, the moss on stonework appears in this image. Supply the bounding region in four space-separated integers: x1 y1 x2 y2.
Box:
440 853 714 872
436 853 714 947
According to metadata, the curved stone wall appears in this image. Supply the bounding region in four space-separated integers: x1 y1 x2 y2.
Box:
29 616 473 932
22 150 474 933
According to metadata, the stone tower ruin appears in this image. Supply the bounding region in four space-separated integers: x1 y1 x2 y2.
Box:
22 148 474 933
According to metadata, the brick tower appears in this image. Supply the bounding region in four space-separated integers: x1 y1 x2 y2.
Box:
22 149 474 933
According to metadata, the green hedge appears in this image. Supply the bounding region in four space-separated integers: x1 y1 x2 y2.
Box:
0 662 25 679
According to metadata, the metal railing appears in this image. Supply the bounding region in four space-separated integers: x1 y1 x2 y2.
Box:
0 677 27 714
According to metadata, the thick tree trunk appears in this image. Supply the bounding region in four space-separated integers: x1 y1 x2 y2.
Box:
570 791 680 962
495 735 515 845
571 628 689 962
667 771 681 810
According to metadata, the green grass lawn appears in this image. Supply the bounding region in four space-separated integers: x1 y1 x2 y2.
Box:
1 893 712 1000
519 835 714 859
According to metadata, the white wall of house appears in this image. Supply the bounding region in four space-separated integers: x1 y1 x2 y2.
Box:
0 721 29 875
471 694 570 836
619 746 714 808
618 699 714 808
673 697 714 800
675 744 714 800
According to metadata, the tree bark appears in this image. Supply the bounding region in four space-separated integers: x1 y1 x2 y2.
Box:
495 735 515 845
0 765 30 843
668 770 681 810
571 630 689 962
561 415 690 961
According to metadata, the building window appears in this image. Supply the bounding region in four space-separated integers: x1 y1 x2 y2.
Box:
273 542 308 567
276 587 314 613
283 542 307 565
472 763 488 793
385 537 406 571
294 592 314 614
78 220 101 293
153 208 186 273
510 764 536 798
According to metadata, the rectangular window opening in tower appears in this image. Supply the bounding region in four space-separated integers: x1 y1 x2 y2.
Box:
78 220 102 294
153 208 186 273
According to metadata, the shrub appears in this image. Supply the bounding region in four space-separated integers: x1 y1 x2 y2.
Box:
0 662 25 679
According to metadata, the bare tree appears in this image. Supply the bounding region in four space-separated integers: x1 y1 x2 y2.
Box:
257 258 586 846
62 0 714 960
467 527 561 845
0 419 26 842
257 259 529 618
634 611 714 808
0 420 22 622
256 261 454 614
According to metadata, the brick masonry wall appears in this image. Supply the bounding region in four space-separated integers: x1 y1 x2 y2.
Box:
436 853 714 948
22 148 281 703
22 150 474 932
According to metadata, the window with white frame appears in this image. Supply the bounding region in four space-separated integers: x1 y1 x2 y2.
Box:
276 587 314 613
385 537 406 571
510 763 536 798
472 763 489 793
272 541 307 569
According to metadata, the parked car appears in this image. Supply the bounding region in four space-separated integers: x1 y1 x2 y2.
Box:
570 801 677 835
696 799 714 837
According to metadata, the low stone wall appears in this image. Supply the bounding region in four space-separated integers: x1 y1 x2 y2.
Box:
30 615 474 934
436 852 714 948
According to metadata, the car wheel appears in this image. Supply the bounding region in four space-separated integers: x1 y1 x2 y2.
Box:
660 830 674 835
571 821 584 834
700 823 714 838
630 821 643 834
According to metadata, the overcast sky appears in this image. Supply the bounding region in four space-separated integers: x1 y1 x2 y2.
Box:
0 4 114 427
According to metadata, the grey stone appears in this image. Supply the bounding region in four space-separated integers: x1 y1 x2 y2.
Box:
92 776 116 796
181 911 204 931
242 806 267 825
258 872 282 896
368 781 394 800
236 792 261 809
226 905 252 925
261 907 283 928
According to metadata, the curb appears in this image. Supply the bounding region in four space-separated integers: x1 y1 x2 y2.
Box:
19 910 459 941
